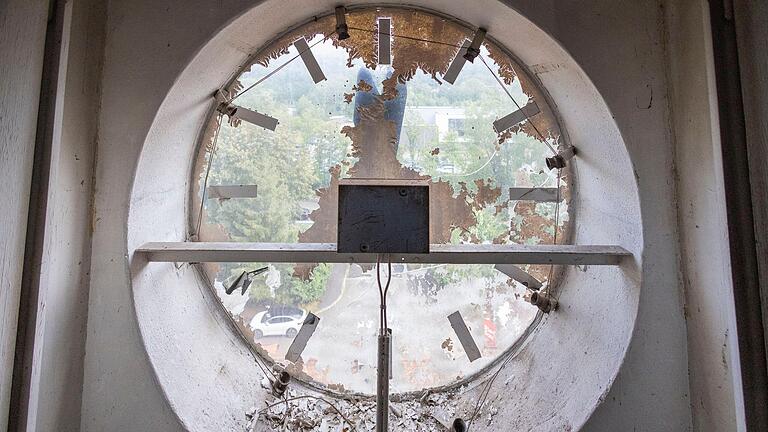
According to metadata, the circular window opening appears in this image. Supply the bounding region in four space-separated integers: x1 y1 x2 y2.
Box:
192 7 571 396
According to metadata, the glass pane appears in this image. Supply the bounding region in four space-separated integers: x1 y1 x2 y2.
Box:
193 7 571 396
214 261 537 394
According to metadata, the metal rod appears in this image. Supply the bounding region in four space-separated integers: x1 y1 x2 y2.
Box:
376 329 391 432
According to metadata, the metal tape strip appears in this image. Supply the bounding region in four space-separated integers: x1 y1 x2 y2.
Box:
494 264 543 290
206 185 258 200
493 102 540 134
285 312 320 362
294 38 326 84
443 40 470 84
508 187 559 202
378 18 391 65
447 311 481 362
233 105 279 131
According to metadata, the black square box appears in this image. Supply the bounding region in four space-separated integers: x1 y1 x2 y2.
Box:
337 180 430 254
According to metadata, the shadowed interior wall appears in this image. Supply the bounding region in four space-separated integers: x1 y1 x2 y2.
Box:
0 2 49 431
665 0 744 429
28 0 105 430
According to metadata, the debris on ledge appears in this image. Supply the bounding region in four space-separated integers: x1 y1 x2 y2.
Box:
246 385 477 431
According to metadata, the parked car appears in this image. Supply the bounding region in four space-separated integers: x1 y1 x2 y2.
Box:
249 309 307 339
265 305 305 319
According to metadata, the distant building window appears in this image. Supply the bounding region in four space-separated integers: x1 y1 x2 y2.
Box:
448 118 465 137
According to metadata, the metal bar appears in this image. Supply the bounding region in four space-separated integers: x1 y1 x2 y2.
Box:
388 328 392 380
463 28 486 63
493 102 540 134
494 264 543 290
135 242 631 265
294 38 326 84
232 105 278 131
334 6 350 40
443 40 470 84
378 18 391 65
285 313 320 362
509 187 559 202
376 330 390 432
447 311 481 362
206 185 258 200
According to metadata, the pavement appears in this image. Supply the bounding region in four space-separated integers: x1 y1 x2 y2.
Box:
315 263 349 313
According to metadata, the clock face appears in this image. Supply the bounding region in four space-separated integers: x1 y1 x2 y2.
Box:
193 7 571 395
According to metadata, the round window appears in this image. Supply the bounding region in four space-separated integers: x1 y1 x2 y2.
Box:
192 7 571 395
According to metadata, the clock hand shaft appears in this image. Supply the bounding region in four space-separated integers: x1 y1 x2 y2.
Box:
376 254 393 431
376 330 391 432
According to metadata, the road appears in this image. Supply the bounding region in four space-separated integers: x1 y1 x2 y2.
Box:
316 263 349 312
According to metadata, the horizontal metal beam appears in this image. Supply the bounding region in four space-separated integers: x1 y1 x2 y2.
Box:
135 242 631 265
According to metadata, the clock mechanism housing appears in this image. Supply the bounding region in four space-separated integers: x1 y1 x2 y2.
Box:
337 180 430 254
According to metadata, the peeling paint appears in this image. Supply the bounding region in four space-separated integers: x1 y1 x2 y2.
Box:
442 337 454 352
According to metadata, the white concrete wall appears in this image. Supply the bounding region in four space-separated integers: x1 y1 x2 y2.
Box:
25 0 105 430
83 0 694 430
666 1 745 430
80 1 255 430
0 1 50 431
562 1 692 428
468 1 693 429
2 1 104 429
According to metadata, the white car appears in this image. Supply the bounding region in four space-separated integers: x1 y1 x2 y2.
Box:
249 310 307 339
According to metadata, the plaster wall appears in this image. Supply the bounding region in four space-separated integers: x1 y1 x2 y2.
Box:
666 1 744 430
25 0 106 430
80 1 255 430
0 1 50 431
83 0 691 431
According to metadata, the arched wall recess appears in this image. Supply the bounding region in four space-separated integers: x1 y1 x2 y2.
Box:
127 1 642 430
